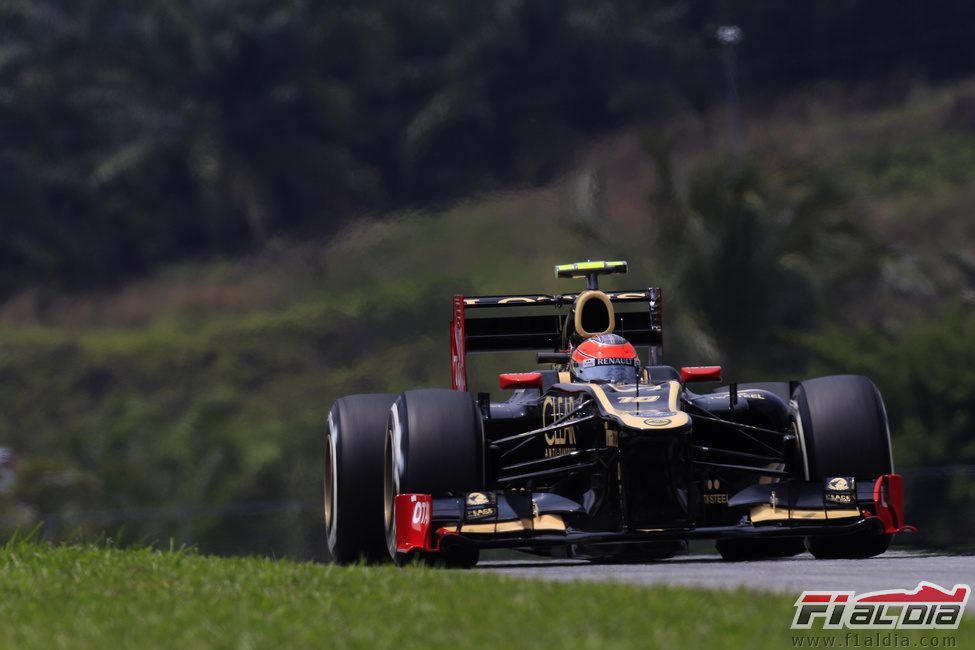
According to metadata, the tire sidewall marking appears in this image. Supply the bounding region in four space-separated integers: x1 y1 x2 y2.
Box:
326 410 340 550
390 401 405 495
386 400 406 557
873 385 895 473
789 397 811 480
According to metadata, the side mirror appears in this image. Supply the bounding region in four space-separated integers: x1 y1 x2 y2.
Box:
680 366 722 383
499 372 543 390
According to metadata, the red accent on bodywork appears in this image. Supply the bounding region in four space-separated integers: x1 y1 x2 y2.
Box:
394 494 462 555
395 493 436 554
450 295 467 391
435 527 459 550
680 366 722 383
867 474 917 534
499 372 543 390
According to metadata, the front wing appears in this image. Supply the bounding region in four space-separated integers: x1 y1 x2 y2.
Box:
394 474 916 556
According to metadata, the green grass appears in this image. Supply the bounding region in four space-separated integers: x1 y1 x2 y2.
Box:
0 544 971 650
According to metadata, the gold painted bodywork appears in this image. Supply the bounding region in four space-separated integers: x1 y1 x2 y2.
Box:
459 513 567 535
554 380 691 430
749 504 861 524
573 290 616 338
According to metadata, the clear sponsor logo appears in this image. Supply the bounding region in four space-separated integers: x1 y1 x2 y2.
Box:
541 396 580 452
792 582 970 630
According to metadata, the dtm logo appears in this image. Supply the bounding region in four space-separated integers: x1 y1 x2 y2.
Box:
792 582 970 630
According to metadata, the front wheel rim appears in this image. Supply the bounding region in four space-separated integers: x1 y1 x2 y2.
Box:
384 427 395 545
324 433 335 533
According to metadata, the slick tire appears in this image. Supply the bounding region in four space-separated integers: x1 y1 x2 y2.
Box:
716 537 806 561
324 393 397 564
793 375 894 559
385 389 484 568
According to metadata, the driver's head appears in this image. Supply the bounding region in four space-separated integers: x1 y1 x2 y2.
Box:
570 333 641 384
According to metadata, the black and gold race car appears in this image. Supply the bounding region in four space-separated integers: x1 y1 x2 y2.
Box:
324 261 914 566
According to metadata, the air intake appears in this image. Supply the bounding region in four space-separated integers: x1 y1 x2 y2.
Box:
573 290 615 338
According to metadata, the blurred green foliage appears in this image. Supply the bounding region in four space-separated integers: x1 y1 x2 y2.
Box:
1 147 973 554
644 139 880 376
0 0 696 295
4 1 975 295
3 2 975 555
805 306 975 467
0 202 600 556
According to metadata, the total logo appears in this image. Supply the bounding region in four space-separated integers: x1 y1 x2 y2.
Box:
792 582 970 630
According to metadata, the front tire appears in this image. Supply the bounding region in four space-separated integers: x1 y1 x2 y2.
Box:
385 389 484 567
794 375 893 559
325 393 397 564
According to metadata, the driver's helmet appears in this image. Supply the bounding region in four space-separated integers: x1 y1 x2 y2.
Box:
570 333 641 384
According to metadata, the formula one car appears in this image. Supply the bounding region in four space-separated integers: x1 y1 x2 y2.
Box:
324 261 914 566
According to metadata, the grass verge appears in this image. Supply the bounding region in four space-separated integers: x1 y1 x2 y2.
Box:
0 543 971 650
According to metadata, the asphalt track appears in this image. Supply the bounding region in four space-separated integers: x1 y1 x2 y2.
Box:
478 551 975 609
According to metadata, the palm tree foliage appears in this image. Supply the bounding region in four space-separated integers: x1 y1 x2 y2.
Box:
4 1 975 296
0 0 695 295
644 137 880 376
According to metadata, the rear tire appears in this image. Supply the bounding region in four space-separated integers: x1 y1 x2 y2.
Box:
794 375 893 559
325 393 397 564
385 389 484 568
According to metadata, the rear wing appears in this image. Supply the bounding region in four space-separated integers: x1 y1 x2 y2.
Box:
450 289 663 391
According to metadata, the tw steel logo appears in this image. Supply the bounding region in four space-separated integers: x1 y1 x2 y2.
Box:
792 582 970 630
